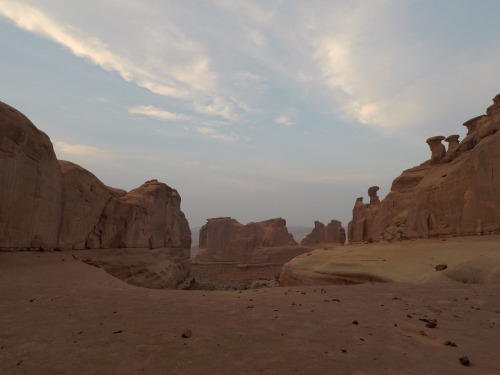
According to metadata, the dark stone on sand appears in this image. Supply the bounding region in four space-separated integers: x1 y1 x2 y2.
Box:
435 264 448 271
459 356 470 366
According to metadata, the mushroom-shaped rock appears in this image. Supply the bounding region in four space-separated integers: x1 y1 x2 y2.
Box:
445 135 460 152
463 116 482 136
368 186 380 205
443 134 460 161
426 136 446 165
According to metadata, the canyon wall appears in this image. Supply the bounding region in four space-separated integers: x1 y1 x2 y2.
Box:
195 217 304 263
348 94 500 242
1 101 191 287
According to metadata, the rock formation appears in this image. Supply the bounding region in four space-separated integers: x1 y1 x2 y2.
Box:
300 220 345 246
348 94 500 242
280 235 500 286
0 102 63 250
1 101 191 287
195 217 302 263
0 101 190 247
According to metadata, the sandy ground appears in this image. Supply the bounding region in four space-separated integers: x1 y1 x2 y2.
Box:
1 243 500 374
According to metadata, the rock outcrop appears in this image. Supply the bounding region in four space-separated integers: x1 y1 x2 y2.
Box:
0 103 63 250
348 94 500 242
1 101 192 287
195 217 302 263
280 235 500 286
300 220 345 246
0 101 191 251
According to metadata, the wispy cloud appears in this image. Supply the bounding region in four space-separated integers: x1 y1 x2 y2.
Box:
54 141 111 158
129 105 191 121
193 96 240 121
274 108 297 126
196 126 239 142
0 0 235 120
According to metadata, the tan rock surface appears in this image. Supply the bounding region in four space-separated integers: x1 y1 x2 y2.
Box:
1 102 191 254
1 102 191 287
87 179 191 250
349 94 500 242
280 235 500 286
58 160 116 250
1 249 500 374
73 247 191 289
196 217 298 263
0 101 63 250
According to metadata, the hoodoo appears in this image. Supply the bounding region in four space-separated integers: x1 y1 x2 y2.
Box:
348 94 500 242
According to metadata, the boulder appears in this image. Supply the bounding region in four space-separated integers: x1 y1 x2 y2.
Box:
195 217 299 263
348 94 500 242
300 220 345 246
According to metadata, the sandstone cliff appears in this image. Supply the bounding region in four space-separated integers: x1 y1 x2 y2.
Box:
348 94 500 242
0 103 63 249
1 101 191 287
0 101 190 250
195 217 303 263
300 219 345 246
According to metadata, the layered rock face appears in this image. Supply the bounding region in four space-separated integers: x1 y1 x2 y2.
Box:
1 103 63 249
300 220 345 246
348 94 500 242
0 101 191 252
195 217 299 263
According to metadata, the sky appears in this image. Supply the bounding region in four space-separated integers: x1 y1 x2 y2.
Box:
1 0 500 229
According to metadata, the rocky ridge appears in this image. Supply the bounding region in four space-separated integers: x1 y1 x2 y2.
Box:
348 94 500 243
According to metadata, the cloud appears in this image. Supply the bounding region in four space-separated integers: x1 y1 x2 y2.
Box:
88 96 109 103
129 105 191 121
0 0 227 113
193 96 239 121
53 141 111 158
196 126 239 142
274 108 297 126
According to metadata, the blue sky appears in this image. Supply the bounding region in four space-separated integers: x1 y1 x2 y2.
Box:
1 0 500 228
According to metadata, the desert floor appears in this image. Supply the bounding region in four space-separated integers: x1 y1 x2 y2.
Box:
1 239 500 375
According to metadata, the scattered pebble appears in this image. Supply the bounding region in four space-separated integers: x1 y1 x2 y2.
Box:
181 330 192 338
435 264 448 271
444 341 457 347
352 320 359 325
459 356 470 366
113 330 123 334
